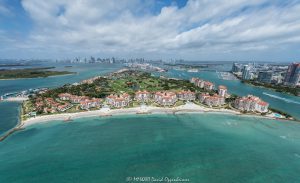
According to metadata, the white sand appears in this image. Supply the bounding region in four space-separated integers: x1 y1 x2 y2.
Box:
22 103 282 127
4 97 29 102
22 103 237 127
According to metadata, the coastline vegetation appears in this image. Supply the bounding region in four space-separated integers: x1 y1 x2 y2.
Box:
38 70 205 99
0 63 27 67
23 70 215 116
241 80 300 96
232 72 300 97
21 70 295 122
0 67 75 79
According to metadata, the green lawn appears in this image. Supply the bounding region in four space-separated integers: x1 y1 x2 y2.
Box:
26 70 207 115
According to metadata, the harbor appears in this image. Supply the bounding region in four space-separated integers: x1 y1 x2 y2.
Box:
0 88 48 102
217 71 239 80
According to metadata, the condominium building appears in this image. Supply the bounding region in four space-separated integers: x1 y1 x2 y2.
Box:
57 104 72 112
106 93 131 108
154 91 177 106
177 90 196 101
242 65 251 80
69 96 89 104
199 93 225 107
80 98 102 110
258 71 273 83
218 85 227 97
135 90 151 102
58 93 72 101
234 95 269 113
284 63 300 86
204 81 214 91
232 63 242 72
190 77 205 88
190 77 199 84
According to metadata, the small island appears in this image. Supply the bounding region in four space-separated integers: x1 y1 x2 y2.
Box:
0 67 75 80
19 69 294 125
0 69 295 142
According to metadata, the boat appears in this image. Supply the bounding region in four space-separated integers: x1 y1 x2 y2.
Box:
187 68 198 72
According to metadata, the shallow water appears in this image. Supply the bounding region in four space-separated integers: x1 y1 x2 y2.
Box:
1 114 300 183
0 102 20 135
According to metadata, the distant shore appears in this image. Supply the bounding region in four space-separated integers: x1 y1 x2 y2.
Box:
0 66 76 80
22 103 289 127
0 73 76 81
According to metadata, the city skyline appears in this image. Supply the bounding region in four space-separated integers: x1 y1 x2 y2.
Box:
1 0 300 61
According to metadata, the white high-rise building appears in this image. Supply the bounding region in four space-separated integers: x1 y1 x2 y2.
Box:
242 65 251 80
218 85 227 97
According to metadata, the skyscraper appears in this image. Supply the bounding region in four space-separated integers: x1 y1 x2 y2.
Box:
284 63 300 86
258 71 273 83
232 63 241 72
242 65 251 80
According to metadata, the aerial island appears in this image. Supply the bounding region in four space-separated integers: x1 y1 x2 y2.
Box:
17 69 294 127
0 67 75 80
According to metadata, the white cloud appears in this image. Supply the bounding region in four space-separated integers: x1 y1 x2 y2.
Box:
1 0 300 60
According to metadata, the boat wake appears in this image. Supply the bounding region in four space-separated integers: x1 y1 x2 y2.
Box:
280 135 287 139
263 92 300 105
294 153 300 158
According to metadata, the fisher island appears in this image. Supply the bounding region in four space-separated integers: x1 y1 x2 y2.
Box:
18 69 293 127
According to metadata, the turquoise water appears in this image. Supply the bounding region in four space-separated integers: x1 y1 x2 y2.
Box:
0 63 122 134
1 114 300 183
1 62 300 182
0 63 122 95
166 69 300 120
0 102 20 135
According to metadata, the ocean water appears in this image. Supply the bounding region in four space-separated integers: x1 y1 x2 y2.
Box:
0 63 122 134
0 63 122 95
1 62 300 183
0 102 20 135
1 114 300 183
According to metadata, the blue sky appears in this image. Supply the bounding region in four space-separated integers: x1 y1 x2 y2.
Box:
0 0 300 62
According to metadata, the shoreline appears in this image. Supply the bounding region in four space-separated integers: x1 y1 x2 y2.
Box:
0 73 76 81
232 73 299 97
21 103 293 127
0 103 296 142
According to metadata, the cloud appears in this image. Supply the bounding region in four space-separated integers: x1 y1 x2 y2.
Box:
1 0 300 60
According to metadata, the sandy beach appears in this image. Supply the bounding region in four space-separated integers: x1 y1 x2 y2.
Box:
22 103 285 127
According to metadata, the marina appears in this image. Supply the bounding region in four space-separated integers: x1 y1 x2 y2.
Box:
0 88 48 101
217 71 239 80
